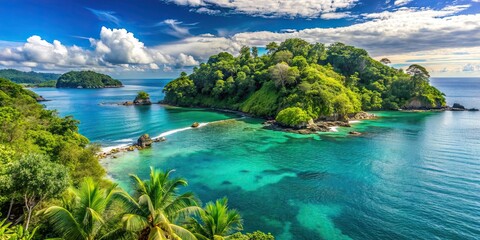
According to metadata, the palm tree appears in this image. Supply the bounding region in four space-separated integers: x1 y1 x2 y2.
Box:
188 198 243 240
41 178 128 240
114 168 200 240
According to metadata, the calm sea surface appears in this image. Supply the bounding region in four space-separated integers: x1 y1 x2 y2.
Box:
32 78 480 240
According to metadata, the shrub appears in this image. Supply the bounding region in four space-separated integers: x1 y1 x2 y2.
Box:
275 107 311 128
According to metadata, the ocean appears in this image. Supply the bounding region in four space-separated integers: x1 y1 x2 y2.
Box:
32 77 480 240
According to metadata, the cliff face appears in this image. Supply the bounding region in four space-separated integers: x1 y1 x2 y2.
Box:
403 96 443 110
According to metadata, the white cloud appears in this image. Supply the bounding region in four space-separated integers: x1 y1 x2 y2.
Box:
1 4 479 77
321 12 354 19
86 8 120 25
90 27 154 64
155 19 196 38
394 0 412 7
0 27 199 73
162 0 358 18
231 5 479 56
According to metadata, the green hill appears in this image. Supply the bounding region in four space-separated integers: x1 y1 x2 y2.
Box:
0 69 60 84
163 39 446 126
56 70 123 88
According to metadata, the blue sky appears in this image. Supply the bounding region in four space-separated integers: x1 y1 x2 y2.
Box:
0 0 479 78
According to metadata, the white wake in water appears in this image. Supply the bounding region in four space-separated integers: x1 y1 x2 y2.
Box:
100 122 210 153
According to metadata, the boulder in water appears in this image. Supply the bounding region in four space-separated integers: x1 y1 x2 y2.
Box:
452 103 465 110
191 122 200 128
137 134 153 148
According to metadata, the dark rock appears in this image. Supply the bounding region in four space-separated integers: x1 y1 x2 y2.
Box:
153 137 166 142
122 101 134 106
191 122 200 128
349 131 362 135
137 134 153 148
35 95 47 102
468 108 479 112
452 103 465 109
349 112 376 120
133 97 152 105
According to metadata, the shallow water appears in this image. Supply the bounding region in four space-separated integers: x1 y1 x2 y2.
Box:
33 78 480 240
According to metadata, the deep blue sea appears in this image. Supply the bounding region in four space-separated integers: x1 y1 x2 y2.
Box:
32 78 480 240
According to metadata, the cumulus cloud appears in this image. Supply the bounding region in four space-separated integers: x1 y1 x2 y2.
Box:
231 5 479 56
90 27 153 64
162 0 358 18
0 27 199 72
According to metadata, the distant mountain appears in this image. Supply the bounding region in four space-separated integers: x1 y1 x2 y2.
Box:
0 69 60 84
56 71 123 88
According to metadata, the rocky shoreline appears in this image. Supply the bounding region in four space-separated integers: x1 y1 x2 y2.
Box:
97 134 166 159
401 103 479 112
263 112 376 135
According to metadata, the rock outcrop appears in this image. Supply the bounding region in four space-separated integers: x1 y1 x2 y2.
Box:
137 134 153 148
403 97 443 110
133 96 152 105
191 122 200 128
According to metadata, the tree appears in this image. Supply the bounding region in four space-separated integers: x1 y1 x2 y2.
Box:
272 50 293 64
136 91 150 100
275 107 311 128
41 178 127 240
7 154 69 231
380 58 391 65
407 64 431 96
265 42 278 55
188 198 242 240
251 47 259 58
114 168 199 240
269 63 298 88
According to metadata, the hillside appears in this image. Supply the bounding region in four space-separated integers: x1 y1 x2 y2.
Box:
0 69 60 84
163 39 446 126
56 70 123 88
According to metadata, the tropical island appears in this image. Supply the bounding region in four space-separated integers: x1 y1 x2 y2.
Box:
56 70 123 88
163 38 446 129
0 77 273 239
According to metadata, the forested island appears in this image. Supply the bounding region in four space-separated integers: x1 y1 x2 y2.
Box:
163 39 446 128
56 70 123 88
0 69 59 86
0 77 272 239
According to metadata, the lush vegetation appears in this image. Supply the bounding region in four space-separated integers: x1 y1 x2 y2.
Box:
163 39 446 127
136 91 150 100
0 78 272 239
56 71 123 88
0 69 60 84
275 107 311 128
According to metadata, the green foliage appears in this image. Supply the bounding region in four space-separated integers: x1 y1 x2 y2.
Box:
0 69 60 84
240 81 279 117
0 78 107 235
56 71 123 88
230 231 275 240
113 168 199 240
35 80 57 87
5 154 70 230
275 107 311 128
136 91 150 100
162 38 446 121
188 197 243 240
41 178 126 240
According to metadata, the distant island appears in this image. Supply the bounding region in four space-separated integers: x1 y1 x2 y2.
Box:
0 69 60 85
163 38 446 128
56 71 123 88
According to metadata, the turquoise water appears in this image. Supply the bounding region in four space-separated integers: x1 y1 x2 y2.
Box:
33 78 480 239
